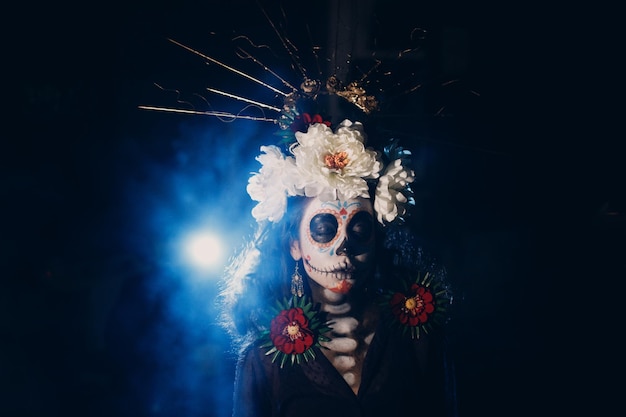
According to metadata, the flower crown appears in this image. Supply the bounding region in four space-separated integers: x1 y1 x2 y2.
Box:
247 117 416 225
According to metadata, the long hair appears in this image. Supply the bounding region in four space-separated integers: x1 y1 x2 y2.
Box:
217 196 308 353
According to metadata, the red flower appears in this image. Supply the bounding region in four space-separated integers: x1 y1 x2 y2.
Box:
290 113 331 133
270 307 315 354
389 283 435 327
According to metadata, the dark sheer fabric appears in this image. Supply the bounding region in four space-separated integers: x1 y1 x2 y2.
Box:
233 322 456 417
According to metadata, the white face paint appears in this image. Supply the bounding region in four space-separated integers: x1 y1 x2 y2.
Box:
290 197 375 294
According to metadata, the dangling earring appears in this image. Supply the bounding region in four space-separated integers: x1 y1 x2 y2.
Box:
291 262 304 297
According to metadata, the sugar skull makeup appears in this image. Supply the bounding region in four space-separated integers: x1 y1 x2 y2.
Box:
290 197 375 294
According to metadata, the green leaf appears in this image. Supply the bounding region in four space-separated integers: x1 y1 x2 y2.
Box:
261 341 275 349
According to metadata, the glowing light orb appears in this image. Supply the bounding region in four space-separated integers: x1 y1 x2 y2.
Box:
182 231 224 271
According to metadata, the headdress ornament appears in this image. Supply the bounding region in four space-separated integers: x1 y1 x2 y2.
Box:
139 8 424 225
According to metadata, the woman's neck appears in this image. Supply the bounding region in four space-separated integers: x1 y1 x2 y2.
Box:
308 279 379 395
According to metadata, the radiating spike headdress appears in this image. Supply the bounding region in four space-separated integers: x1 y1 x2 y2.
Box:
139 3 427 226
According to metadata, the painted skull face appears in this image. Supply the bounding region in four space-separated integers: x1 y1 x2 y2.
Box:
290 197 375 294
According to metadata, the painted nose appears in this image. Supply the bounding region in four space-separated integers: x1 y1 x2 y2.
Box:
336 237 349 256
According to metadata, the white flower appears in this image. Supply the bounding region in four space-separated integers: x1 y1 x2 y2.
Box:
374 158 415 223
247 145 297 222
291 120 382 200
246 120 416 225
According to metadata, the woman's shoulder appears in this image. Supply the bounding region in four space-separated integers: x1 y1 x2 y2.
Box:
236 337 280 377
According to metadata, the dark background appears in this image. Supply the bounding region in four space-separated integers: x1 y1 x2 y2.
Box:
4 1 623 416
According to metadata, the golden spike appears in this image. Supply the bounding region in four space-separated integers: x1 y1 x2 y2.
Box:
255 1 308 80
167 38 289 97
205 87 282 112
357 60 382 85
441 79 460 87
137 105 277 122
384 82 423 103
397 47 419 59
236 47 299 93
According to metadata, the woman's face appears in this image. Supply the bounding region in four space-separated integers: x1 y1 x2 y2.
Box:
290 197 375 294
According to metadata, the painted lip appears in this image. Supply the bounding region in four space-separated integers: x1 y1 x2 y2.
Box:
329 280 354 294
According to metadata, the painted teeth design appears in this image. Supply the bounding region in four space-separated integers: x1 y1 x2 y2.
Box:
304 259 354 280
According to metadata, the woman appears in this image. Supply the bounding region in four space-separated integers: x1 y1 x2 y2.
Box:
219 119 456 417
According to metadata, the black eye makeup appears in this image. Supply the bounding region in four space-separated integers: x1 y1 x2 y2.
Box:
309 213 339 243
347 211 374 243
308 210 374 246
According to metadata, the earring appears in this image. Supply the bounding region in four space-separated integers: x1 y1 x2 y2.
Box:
291 262 304 297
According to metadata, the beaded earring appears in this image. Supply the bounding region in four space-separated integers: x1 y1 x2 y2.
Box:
290 262 304 297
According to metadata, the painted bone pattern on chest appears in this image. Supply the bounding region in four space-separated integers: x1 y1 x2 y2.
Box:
318 297 376 393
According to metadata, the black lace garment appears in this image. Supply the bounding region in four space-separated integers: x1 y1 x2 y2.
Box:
232 321 456 417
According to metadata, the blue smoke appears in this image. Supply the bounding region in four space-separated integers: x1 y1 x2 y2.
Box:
105 116 272 417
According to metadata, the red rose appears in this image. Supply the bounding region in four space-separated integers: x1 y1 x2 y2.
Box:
290 113 331 133
389 283 435 327
270 307 315 354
